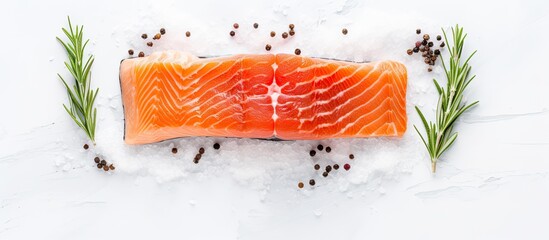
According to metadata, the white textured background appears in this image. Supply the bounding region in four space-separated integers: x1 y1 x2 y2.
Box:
1 0 549 239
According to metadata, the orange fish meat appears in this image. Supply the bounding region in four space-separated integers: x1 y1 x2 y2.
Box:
119 51 407 144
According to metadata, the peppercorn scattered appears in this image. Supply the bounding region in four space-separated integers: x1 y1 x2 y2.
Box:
322 172 328 177
440 42 445 48
141 33 148 39
138 52 145 57
270 31 276 37
109 164 115 170
128 49 134 55
407 29 443 71
97 163 102 169
294 48 301 55
325 147 331 153
265 44 272 51
342 28 348 35
194 154 201 163
83 144 89 150
314 164 320 170
309 150 316 157
230 31 235 37
344 163 351 171
213 143 220 150
147 42 153 47
160 28 166 35
186 31 191 37
333 164 339 170
309 179 316 186
94 157 100 163
253 23 259 29
233 23 239 29
172 148 178 154
103 165 109 171
282 32 288 39
199 147 205 155
325 165 332 173
298 182 304 188
349 154 354 160
100 160 106 165
289 30 295 36
317 144 324 151
289 24 295 30
153 33 161 40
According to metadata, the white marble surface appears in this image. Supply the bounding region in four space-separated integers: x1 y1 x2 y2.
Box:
1 0 549 239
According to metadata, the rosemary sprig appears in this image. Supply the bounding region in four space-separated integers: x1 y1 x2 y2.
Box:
414 25 478 173
57 17 99 144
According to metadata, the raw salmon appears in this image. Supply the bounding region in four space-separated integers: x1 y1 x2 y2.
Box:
120 51 407 144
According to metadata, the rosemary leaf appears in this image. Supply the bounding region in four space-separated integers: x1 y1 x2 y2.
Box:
414 25 478 173
57 17 99 144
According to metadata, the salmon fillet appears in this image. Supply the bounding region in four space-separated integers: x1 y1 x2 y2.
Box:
120 51 407 144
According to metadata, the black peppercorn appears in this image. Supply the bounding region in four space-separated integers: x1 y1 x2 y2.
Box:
333 164 339 170
314 164 320 170
325 165 332 173
309 150 316 157
141 33 147 39
265 44 271 51
349 154 354 160
186 31 191 37
128 49 134 55
160 28 166 35
230 31 235 37
270 31 276 37
253 23 259 29
94 157 100 163
413 47 419 53
436 35 442 41
294 48 301 55
199 147 205 155
213 143 220 150
322 172 328 177
309 179 316 186
342 28 348 35
325 147 331 153
416 29 421 34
